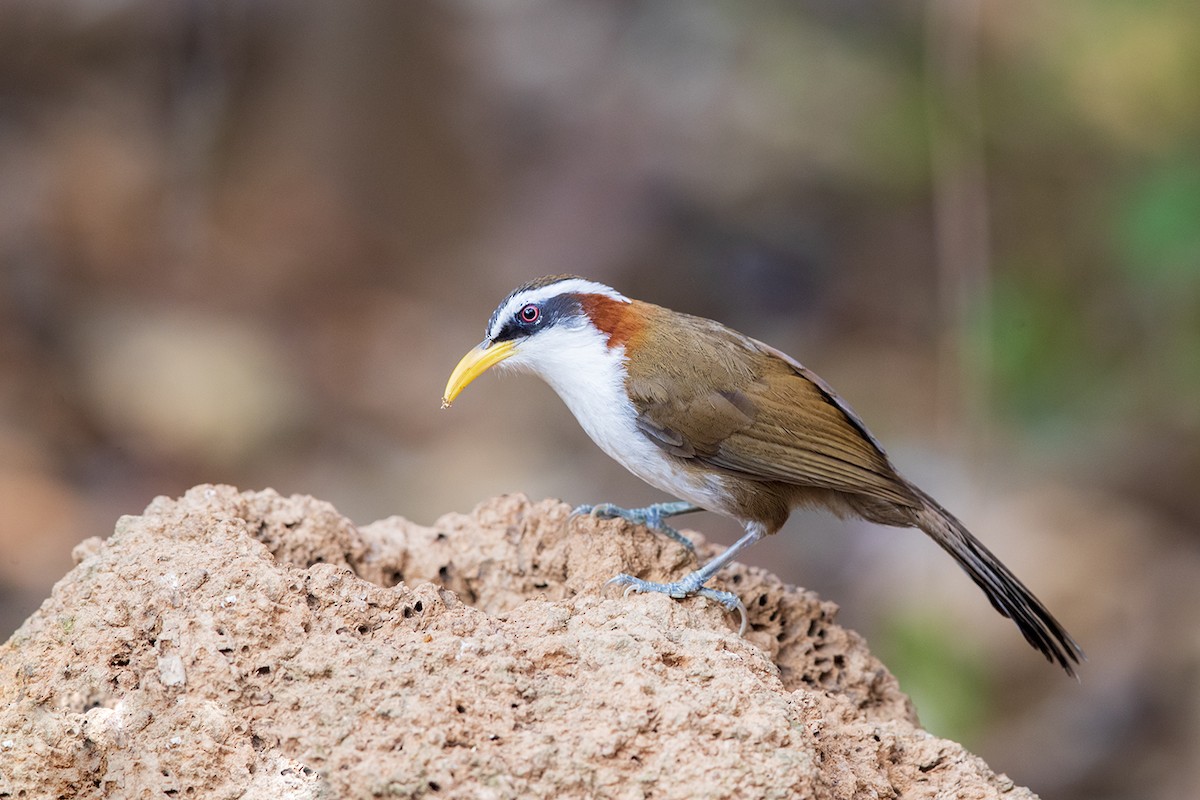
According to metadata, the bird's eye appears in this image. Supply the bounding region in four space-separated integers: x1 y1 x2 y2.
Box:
518 304 540 324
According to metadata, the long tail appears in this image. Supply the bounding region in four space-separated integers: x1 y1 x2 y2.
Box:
908 486 1084 676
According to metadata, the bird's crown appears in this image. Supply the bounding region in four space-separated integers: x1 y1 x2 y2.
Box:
484 275 630 345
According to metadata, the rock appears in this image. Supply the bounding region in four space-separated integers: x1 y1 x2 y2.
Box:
0 485 1036 799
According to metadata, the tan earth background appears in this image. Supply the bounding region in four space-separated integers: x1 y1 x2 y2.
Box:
1 3 1198 798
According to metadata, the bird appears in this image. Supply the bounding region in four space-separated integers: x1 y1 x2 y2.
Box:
441 275 1083 675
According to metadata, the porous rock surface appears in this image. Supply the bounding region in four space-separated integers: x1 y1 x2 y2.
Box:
0 486 1036 799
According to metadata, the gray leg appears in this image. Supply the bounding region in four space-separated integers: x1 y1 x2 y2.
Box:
607 522 767 635
572 501 702 553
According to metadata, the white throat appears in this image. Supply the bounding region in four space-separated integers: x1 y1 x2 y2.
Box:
501 321 631 448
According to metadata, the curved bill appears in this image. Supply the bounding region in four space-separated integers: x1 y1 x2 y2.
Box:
441 340 517 408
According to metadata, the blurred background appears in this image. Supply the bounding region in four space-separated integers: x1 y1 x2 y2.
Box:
1 1 1197 796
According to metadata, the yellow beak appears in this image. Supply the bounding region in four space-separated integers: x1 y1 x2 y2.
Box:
441 340 518 408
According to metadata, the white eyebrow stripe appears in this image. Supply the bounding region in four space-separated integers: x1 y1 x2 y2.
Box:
486 279 629 341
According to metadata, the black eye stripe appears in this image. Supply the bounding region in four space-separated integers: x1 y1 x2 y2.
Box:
488 293 583 343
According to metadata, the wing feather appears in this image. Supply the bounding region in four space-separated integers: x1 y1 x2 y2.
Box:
625 308 917 508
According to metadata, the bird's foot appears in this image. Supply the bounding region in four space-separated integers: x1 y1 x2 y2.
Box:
572 501 700 553
607 573 748 636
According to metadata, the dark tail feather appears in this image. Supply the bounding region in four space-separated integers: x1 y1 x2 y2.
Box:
908 487 1084 677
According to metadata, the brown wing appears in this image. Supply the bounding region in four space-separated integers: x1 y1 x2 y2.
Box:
626 306 917 507
705 357 918 507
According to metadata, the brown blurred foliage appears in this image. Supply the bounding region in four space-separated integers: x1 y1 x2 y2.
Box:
1 2 1198 798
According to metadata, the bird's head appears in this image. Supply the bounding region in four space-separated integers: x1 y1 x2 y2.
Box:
441 275 638 408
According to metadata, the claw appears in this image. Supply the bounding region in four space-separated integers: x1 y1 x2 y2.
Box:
606 573 747 635
593 510 762 638
697 587 748 636
568 503 594 520
571 502 698 553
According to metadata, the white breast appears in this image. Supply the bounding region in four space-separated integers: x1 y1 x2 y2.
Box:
499 321 729 515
